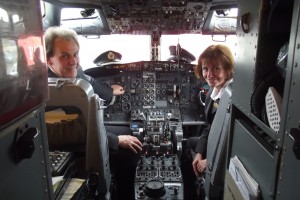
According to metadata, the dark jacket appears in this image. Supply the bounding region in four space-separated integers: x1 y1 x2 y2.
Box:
48 67 114 102
194 88 217 157
47 66 120 151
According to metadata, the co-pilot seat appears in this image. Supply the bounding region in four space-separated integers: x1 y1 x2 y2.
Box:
203 83 232 199
46 78 111 199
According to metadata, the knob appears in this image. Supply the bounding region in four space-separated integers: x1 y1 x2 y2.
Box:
174 186 179 195
143 179 166 198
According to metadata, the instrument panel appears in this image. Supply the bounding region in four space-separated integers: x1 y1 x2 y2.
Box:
85 61 205 125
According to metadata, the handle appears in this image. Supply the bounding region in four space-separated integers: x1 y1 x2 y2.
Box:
290 128 300 160
241 12 250 33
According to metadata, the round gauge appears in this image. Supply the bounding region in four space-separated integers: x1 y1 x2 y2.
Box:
122 103 131 111
149 66 154 72
135 95 140 101
114 103 121 111
131 79 140 88
148 77 154 82
115 95 121 102
180 95 186 100
123 83 129 91
143 83 149 88
122 93 130 102
143 89 149 95
149 95 155 101
135 88 142 94
150 83 155 88
149 89 155 94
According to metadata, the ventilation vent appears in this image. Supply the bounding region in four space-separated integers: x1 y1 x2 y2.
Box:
265 87 282 133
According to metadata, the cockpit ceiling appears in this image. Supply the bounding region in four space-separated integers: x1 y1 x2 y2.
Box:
45 0 102 6
45 0 216 34
102 0 212 34
44 0 238 35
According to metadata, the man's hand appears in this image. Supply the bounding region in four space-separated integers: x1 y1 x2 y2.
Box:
111 84 125 95
192 153 207 177
118 135 143 153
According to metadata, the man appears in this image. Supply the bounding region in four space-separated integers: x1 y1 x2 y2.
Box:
44 26 142 199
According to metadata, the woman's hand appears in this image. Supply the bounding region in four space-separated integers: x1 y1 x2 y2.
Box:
192 153 207 177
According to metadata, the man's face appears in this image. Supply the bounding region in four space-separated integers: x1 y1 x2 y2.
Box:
48 37 79 78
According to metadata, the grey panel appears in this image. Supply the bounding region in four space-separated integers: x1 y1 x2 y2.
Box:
228 0 297 199
0 108 53 200
233 0 281 116
86 95 111 197
276 131 300 200
204 84 232 198
276 0 300 198
232 0 260 115
281 2 300 131
231 119 274 200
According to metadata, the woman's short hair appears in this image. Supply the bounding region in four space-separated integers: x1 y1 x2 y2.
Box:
195 44 234 81
44 26 80 59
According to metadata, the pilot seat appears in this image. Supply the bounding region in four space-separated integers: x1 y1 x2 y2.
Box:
46 78 111 199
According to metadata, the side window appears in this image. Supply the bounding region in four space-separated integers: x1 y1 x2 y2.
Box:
0 1 48 127
1 38 18 78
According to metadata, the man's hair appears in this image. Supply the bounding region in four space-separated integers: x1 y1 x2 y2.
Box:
44 26 80 59
195 44 234 81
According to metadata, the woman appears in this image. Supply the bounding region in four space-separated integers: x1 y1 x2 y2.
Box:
190 44 234 177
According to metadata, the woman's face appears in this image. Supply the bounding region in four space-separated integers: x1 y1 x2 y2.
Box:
201 59 227 90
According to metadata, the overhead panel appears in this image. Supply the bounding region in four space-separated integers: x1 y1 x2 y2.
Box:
100 0 212 34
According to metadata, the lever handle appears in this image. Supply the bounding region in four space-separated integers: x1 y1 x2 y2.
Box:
290 128 300 160
241 12 250 33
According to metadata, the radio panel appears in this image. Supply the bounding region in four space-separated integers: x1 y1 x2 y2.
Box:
135 155 183 200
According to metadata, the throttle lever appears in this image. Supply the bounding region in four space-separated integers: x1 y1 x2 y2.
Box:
138 109 147 121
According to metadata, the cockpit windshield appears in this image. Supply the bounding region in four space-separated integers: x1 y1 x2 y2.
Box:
78 34 236 70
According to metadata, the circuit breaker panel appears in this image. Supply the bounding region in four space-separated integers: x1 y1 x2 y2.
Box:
225 0 298 199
